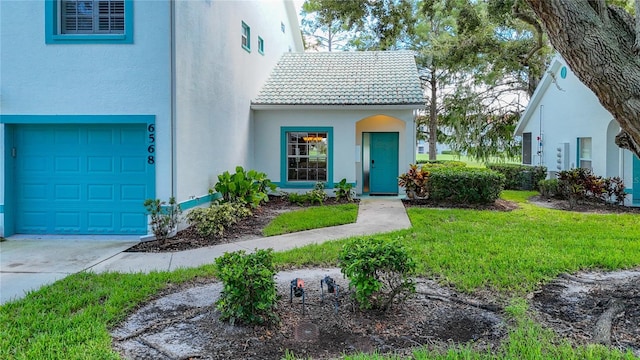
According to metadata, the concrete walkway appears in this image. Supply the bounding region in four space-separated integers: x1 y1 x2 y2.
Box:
0 199 410 304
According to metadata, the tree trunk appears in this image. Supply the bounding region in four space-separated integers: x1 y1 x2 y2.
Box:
429 70 438 161
524 0 640 157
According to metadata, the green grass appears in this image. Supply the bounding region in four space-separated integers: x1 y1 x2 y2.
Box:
2 191 640 359
262 203 358 236
416 153 519 168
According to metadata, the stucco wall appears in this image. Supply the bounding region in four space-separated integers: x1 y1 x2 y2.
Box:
253 109 416 194
174 0 303 201
520 60 615 178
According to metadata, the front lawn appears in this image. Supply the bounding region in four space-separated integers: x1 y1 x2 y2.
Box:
262 203 358 236
2 191 639 359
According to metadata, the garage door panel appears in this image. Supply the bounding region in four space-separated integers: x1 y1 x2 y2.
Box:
14 123 153 235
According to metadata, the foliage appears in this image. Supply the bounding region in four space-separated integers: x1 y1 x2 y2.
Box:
284 192 311 206
186 201 252 238
300 0 350 51
214 166 276 208
215 249 278 325
308 182 328 205
338 237 416 311
487 163 547 190
557 168 627 208
538 179 560 199
415 159 467 168
398 164 430 199
143 197 181 243
428 167 505 204
334 178 355 202
262 204 358 236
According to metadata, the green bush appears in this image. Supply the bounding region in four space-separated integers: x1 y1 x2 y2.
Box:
538 179 561 199
487 164 547 190
186 201 252 237
338 237 416 311
334 178 355 202
557 168 627 208
214 166 276 208
284 192 310 206
215 249 278 325
416 159 467 168
428 167 505 204
143 197 181 244
308 182 327 205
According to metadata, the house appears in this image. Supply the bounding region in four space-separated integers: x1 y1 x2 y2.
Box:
0 1 425 237
514 54 640 205
0 0 303 236
251 51 424 196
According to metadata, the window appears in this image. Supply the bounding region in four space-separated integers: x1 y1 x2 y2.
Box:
284 130 331 182
578 137 592 170
522 132 532 165
258 36 264 55
45 0 133 44
241 21 251 52
281 22 285 33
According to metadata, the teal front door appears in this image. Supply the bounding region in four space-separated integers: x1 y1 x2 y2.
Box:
369 132 399 195
633 155 640 205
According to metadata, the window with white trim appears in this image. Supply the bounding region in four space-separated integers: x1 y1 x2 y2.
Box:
287 132 328 181
241 21 251 51
61 0 124 34
578 137 592 170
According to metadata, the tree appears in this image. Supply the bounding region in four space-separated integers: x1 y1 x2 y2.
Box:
300 0 351 51
522 0 640 158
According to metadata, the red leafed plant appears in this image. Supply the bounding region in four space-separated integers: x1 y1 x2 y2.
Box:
398 164 430 199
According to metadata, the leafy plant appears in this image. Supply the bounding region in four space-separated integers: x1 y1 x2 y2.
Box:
186 201 251 238
284 192 311 206
215 249 278 325
605 176 627 206
308 182 327 205
338 237 416 311
538 179 560 199
143 197 181 244
398 164 430 199
214 166 276 208
488 164 547 190
334 178 355 202
427 167 505 204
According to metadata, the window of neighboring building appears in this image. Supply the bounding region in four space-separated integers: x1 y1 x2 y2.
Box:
281 22 285 33
522 132 532 165
241 21 251 52
578 137 592 169
283 129 332 183
45 0 133 44
258 36 264 55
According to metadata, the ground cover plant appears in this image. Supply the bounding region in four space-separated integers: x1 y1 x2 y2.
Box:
2 191 640 359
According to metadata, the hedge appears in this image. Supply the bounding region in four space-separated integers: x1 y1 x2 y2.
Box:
487 164 547 190
416 160 467 168
427 167 505 204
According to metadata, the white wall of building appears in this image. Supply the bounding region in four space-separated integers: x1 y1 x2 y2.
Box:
253 109 416 194
174 0 303 201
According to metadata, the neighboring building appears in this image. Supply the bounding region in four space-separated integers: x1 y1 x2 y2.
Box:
514 54 640 205
252 51 424 196
0 0 303 236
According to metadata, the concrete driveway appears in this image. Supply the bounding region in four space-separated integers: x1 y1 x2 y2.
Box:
0 236 138 305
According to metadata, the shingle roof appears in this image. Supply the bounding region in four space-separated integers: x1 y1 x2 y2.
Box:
252 51 425 106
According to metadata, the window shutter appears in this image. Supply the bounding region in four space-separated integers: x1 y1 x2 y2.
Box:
61 0 124 34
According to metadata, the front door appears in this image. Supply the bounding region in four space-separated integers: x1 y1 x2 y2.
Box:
633 155 640 205
369 132 399 195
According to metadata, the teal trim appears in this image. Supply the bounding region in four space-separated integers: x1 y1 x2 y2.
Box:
0 205 4 213
241 21 251 52
176 193 222 211
45 0 134 44
560 66 567 79
280 126 334 188
258 36 264 55
4 126 15 235
625 188 633 194
633 155 640 203
576 138 580 168
273 181 356 190
0 115 153 124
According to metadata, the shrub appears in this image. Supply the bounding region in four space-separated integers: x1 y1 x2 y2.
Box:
214 166 276 208
604 176 627 205
398 164 430 198
416 159 467 168
186 201 252 237
487 164 547 190
557 169 627 208
284 192 310 206
428 167 505 204
308 182 327 205
143 197 181 244
338 237 416 311
334 178 355 202
538 179 561 199
215 249 278 325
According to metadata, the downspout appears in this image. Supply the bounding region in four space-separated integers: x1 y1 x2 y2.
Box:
170 0 177 198
538 105 544 166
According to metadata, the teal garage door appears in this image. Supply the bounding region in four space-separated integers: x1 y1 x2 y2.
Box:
14 123 154 234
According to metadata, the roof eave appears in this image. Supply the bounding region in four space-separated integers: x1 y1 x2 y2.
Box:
250 103 425 110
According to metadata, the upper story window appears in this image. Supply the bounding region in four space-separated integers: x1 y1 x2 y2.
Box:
45 0 133 44
258 36 264 55
241 21 251 52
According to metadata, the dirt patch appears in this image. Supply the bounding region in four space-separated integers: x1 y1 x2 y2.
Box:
402 198 519 212
127 197 357 253
112 268 507 360
530 269 640 356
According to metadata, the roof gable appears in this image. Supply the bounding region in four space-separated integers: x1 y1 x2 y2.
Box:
252 51 424 108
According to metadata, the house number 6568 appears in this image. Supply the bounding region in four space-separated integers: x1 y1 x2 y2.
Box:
147 124 156 165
